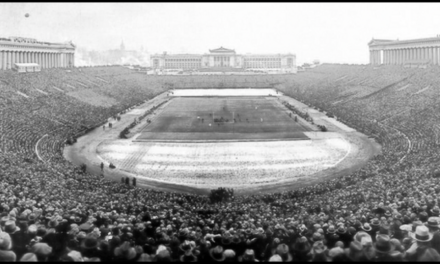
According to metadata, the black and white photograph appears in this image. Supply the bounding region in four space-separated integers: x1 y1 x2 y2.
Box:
1 2 440 262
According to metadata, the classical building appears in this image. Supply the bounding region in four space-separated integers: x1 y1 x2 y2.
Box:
150 47 296 73
0 36 75 70
368 36 440 66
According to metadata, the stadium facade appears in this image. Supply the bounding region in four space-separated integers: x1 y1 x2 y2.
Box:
150 47 296 73
0 36 75 70
369 36 440 66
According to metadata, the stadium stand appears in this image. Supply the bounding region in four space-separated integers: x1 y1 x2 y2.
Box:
1 65 440 261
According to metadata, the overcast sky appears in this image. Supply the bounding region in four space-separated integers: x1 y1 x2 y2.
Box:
1 3 440 64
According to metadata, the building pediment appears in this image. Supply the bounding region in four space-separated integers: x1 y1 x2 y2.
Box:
209 46 236 54
368 39 395 46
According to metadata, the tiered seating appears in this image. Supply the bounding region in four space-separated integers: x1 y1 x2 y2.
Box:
1 65 440 262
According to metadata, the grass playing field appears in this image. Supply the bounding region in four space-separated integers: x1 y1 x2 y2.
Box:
136 97 311 141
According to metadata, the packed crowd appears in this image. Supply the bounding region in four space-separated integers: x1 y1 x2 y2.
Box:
1 65 440 261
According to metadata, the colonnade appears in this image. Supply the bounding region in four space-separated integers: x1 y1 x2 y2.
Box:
370 46 440 65
0 50 75 70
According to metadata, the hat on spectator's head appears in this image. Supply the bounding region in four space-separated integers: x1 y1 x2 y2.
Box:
114 241 137 260
31 243 53 256
0 232 12 250
210 245 225 262
312 232 322 242
345 240 363 261
137 253 153 262
81 235 99 250
384 210 392 218
419 211 429 222
179 240 192 252
370 218 380 227
426 217 439 228
431 206 440 216
374 234 395 254
327 225 336 234
155 248 171 262
312 240 327 255
292 237 310 256
79 222 92 232
277 243 293 261
20 252 38 262
223 249 235 261
4 220 20 234
48 218 58 228
269 254 282 262
335 241 344 248
411 225 433 242
232 235 241 244
241 249 256 262
336 226 346 234
328 247 344 259
399 224 412 232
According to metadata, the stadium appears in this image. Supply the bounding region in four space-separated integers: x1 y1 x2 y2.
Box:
2 2 440 263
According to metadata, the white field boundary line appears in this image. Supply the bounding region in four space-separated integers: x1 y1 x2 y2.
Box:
35 134 48 163
330 136 352 167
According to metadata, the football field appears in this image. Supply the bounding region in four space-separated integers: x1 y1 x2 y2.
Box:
137 97 311 141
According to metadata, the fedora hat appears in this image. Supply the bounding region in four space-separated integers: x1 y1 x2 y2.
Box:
4 220 20 234
81 235 99 250
374 234 395 254
336 226 346 234
241 249 256 262
431 206 440 216
411 225 433 242
427 217 440 228
179 240 192 252
27 213 37 221
370 218 380 227
210 245 226 262
31 243 53 256
277 243 293 262
312 240 327 255
327 225 336 234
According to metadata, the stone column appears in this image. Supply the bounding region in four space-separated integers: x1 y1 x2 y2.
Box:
393 49 397 64
11 51 16 66
391 49 396 65
10 51 14 69
400 49 403 64
0 51 3 70
404 49 408 63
